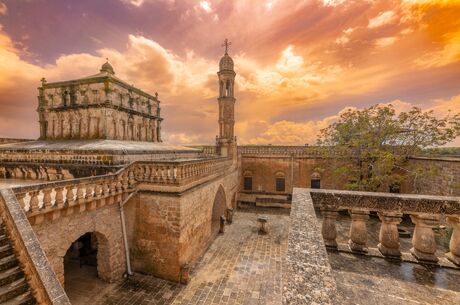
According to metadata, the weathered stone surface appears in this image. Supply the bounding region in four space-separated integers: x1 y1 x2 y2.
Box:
282 188 337 305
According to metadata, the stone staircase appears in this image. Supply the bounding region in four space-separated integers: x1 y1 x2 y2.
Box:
0 222 35 305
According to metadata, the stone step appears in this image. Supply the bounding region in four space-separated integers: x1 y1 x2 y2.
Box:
0 278 28 303
0 255 19 273
2 291 35 305
0 245 13 260
0 267 24 287
0 235 9 247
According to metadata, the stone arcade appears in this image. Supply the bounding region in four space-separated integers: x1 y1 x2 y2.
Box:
0 42 459 305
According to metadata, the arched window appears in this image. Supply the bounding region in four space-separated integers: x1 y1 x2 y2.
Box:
311 172 321 189
243 170 253 191
275 171 285 192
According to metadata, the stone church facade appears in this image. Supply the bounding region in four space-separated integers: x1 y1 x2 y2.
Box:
38 62 162 142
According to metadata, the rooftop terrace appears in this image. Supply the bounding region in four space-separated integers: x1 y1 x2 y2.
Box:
62 189 460 305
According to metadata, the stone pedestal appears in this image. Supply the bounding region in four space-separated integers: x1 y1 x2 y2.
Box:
321 208 338 249
258 216 268 234
446 216 460 266
348 209 369 253
377 212 403 257
410 214 440 263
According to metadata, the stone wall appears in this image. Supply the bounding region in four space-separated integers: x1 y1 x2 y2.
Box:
130 192 181 281
130 166 239 282
239 146 460 200
402 157 460 196
283 188 337 304
31 203 127 285
179 168 239 269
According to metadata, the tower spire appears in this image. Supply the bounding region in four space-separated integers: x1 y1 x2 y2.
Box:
221 39 231 55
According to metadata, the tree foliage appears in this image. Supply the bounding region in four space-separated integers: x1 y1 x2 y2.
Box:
316 104 460 192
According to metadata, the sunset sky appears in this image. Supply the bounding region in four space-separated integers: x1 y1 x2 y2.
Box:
0 0 459 145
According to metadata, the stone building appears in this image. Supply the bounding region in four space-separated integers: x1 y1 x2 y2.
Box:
0 42 458 305
38 61 162 142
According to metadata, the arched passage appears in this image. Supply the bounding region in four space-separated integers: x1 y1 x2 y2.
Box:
61 231 115 288
211 185 227 237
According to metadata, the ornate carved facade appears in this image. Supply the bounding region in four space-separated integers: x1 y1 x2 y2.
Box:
37 62 163 142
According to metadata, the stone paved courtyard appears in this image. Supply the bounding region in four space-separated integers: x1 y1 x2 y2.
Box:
71 208 460 305
99 209 290 305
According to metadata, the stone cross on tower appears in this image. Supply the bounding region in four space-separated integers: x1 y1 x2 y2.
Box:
221 39 231 55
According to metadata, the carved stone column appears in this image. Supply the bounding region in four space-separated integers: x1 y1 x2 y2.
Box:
321 207 338 249
348 209 369 253
410 213 440 262
446 216 460 266
377 212 403 257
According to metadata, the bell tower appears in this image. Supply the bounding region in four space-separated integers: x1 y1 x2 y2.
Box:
217 39 236 157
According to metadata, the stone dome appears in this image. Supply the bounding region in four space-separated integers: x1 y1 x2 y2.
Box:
219 54 234 71
100 61 115 74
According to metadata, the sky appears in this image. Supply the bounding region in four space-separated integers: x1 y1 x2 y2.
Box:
0 0 459 145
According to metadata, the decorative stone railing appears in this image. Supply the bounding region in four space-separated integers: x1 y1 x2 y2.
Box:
134 157 234 192
309 189 460 266
0 189 71 304
11 163 138 224
237 145 350 158
9 156 234 223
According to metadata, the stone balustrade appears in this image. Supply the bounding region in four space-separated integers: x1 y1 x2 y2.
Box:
135 157 233 187
309 189 460 266
11 163 138 224
9 156 234 223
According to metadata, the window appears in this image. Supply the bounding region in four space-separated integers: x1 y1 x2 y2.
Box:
244 177 252 191
311 172 321 189
276 178 285 192
311 179 321 189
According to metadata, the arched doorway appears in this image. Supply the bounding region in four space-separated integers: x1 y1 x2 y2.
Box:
63 231 113 303
211 186 227 237
311 172 321 189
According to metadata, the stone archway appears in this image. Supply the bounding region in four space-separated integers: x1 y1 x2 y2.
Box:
58 230 115 286
211 185 227 237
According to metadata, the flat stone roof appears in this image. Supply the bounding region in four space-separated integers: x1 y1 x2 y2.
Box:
0 140 198 154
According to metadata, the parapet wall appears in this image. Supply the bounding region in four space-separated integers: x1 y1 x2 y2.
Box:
282 188 337 304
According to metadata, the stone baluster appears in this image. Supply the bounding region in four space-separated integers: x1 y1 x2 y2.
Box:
321 207 338 249
103 182 111 196
66 186 75 206
109 180 116 194
86 184 94 200
410 213 440 262
128 170 136 188
15 193 26 210
76 184 86 203
137 166 144 181
173 167 177 180
144 166 150 180
116 178 123 193
94 183 102 198
149 167 156 182
29 191 40 213
54 187 64 207
42 188 53 209
122 174 129 190
446 216 460 266
377 212 403 257
348 209 370 253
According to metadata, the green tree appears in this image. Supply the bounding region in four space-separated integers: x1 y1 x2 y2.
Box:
316 104 460 192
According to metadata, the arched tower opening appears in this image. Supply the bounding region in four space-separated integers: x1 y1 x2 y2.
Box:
211 185 227 237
